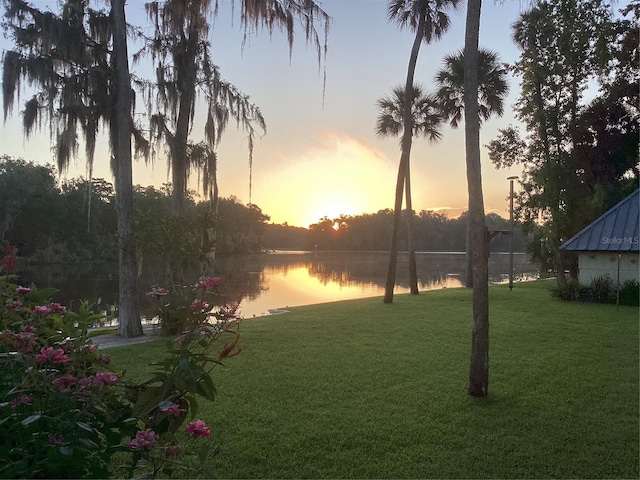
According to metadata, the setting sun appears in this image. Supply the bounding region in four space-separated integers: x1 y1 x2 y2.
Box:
253 132 398 227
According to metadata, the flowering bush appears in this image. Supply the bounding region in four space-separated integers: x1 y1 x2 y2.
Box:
0 265 242 479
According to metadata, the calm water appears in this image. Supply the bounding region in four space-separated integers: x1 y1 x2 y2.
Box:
19 251 535 322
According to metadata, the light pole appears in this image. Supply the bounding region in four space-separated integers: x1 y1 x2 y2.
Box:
508 176 518 291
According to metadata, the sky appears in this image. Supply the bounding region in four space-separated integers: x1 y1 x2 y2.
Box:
0 0 528 228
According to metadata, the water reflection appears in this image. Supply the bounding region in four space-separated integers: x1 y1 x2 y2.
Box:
19 251 535 321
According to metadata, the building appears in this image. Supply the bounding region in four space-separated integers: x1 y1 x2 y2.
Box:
560 189 639 285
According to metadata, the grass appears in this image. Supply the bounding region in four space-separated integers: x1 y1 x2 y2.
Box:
111 280 639 478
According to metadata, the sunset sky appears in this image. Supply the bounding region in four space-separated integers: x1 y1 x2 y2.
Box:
0 0 527 227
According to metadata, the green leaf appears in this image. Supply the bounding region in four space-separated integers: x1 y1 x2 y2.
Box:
184 395 199 419
196 373 216 401
76 421 93 432
59 445 73 456
78 438 99 449
132 386 165 418
21 414 41 426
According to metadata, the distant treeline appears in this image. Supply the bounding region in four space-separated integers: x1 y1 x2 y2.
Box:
263 211 528 253
0 156 268 263
1 156 526 264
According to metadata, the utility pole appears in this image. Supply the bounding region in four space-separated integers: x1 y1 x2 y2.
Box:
508 176 518 291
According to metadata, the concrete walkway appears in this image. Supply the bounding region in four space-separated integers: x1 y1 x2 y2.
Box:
90 326 162 349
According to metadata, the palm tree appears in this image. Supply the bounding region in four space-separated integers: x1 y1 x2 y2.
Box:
383 0 462 304
435 48 508 288
376 85 444 295
435 48 508 129
376 85 443 144
462 0 489 397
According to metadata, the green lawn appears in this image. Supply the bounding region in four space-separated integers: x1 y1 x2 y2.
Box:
111 280 639 478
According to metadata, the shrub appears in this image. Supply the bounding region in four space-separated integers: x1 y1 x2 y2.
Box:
0 269 241 479
553 275 639 307
618 279 640 307
552 277 582 302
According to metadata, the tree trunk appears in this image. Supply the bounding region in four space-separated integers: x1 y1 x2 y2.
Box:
465 221 473 287
464 0 489 397
384 155 407 303
405 164 418 294
112 0 143 338
171 8 200 214
383 0 427 303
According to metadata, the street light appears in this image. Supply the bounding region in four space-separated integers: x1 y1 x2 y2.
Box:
508 176 519 291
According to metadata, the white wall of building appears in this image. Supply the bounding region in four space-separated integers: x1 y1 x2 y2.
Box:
578 252 640 285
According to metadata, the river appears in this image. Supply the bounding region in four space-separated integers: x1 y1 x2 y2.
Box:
19 251 536 323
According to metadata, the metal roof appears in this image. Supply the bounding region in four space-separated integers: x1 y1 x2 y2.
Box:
560 189 639 252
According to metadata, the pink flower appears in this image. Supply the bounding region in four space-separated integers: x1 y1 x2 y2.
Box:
146 287 169 297
93 353 111 365
127 429 158 450
5 300 22 309
33 305 51 315
53 374 77 391
20 325 36 335
48 433 65 445
10 395 34 411
78 378 93 390
79 344 97 353
185 420 211 438
190 299 210 313
93 370 119 385
159 403 186 417
35 347 69 364
16 286 31 295
47 302 66 314
195 276 223 290
14 326 37 353
164 443 182 458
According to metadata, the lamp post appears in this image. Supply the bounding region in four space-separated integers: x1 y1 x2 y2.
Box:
508 176 518 290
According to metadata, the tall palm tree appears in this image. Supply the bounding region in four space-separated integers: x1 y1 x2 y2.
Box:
383 0 462 304
435 48 508 288
462 0 489 397
376 85 443 295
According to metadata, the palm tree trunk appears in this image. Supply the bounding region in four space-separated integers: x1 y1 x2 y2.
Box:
464 0 489 397
465 221 473 287
383 0 427 303
384 155 407 303
112 0 142 338
405 163 419 294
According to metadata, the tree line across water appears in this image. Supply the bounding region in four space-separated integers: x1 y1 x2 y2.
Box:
267 212 527 253
1 155 526 265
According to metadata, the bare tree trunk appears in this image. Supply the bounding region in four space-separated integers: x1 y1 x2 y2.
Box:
171 7 200 214
383 0 427 303
112 0 142 338
464 0 489 397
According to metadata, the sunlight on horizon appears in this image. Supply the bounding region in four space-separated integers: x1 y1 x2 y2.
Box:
253 132 400 227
